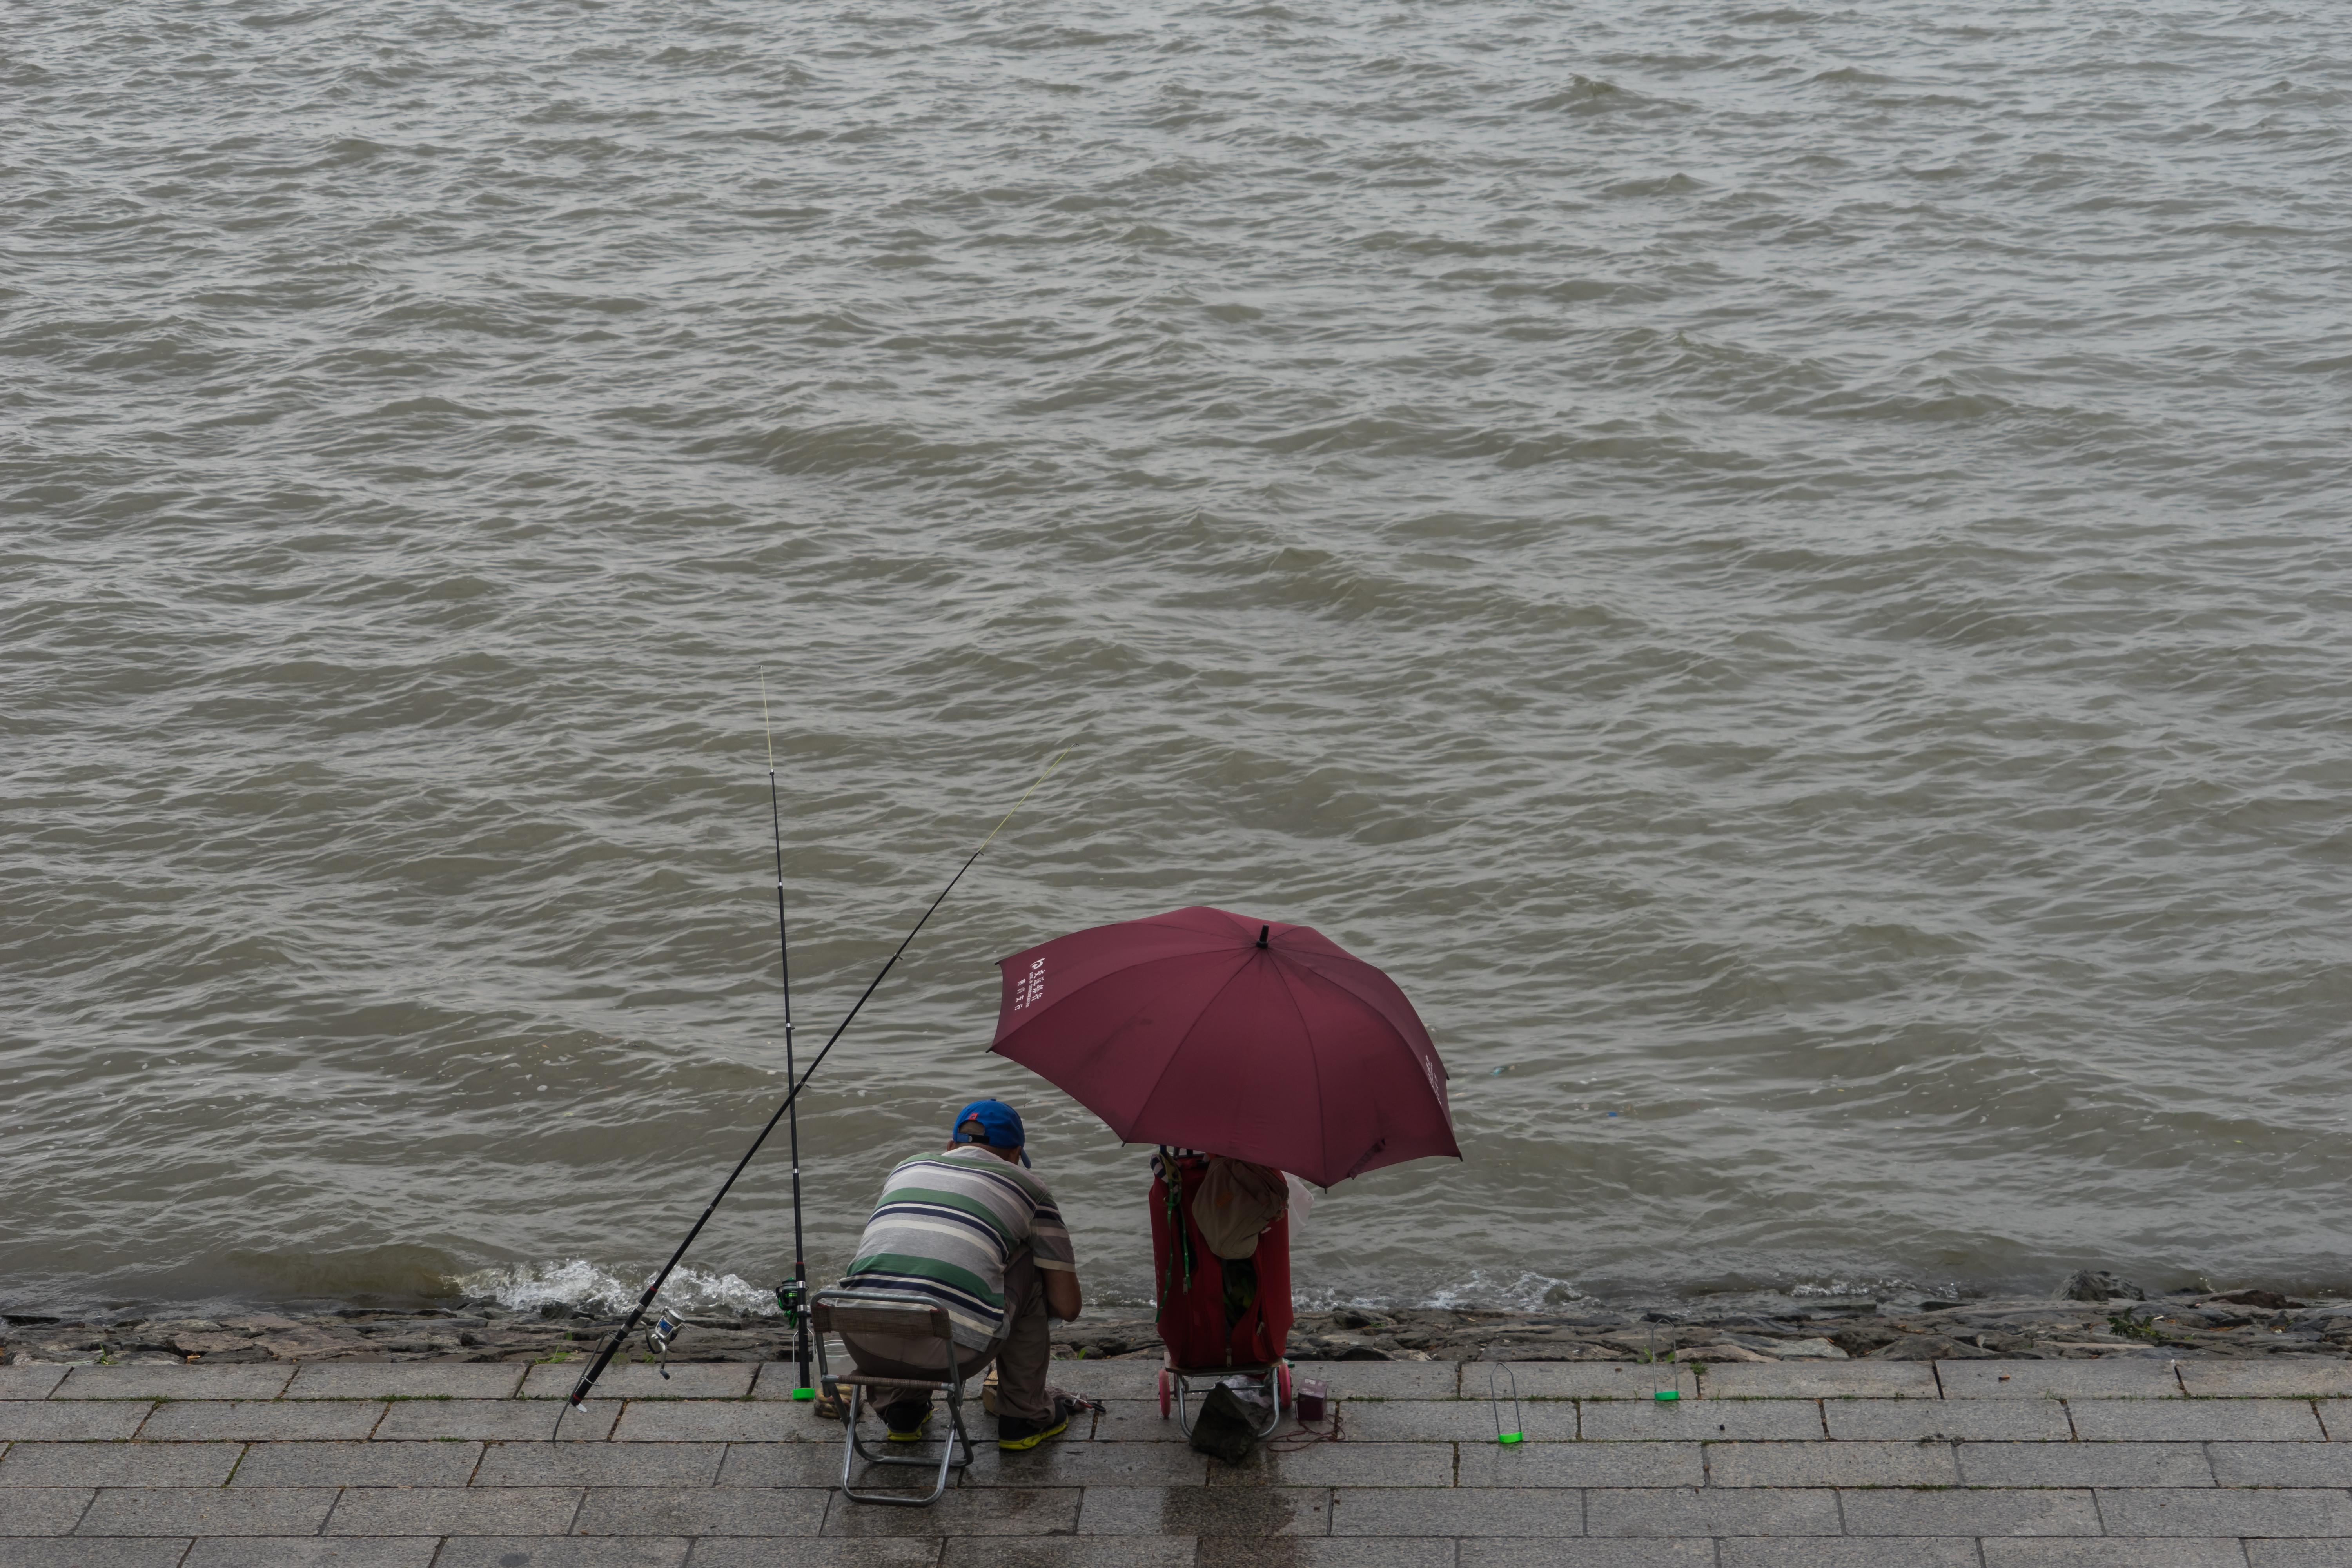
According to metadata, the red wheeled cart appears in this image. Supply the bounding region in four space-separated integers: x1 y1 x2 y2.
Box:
1149 1151 1294 1437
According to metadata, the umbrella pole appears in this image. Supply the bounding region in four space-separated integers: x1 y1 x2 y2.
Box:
759 675 814 1400
564 743 1073 1412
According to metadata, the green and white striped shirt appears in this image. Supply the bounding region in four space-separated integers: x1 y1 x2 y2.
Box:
842 1147 1077 1349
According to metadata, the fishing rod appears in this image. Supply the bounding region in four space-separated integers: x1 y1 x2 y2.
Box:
564 744 1072 1411
759 674 813 1400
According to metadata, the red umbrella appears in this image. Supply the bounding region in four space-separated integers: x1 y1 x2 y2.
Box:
989 905 1459 1188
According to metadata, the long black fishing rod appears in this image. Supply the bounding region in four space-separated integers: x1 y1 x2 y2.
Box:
564 745 1072 1411
758 674 813 1400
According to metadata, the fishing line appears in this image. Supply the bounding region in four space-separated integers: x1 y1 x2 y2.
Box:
563 743 1073 1412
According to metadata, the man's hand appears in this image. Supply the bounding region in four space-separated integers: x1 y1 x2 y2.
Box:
1044 1269 1083 1323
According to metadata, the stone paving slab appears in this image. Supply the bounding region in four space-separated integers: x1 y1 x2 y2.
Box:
376 1397 619 1443
2099 1490 2352 1538
1718 1544 1982 1568
527 1363 756 1401
432 1541 686 1568
0 1402 151 1441
2182 1363 2352 1399
1958 1439 2216 1487
1705 1439 1961 1487
0 1541 193 1568
1504 1365 1696 1401
2210 1443 2352 1487
230 1441 485 1488
1315 1365 1464 1401
1824 1398 2073 1441
1210 1443 1453 1490
1938 1359 2184 1399
1984 1543 2252 1567
2069 1398 2324 1442
2247 1542 2352 1568
324 1486 586 1536
1455 1441 1700 1490
284 1363 525 1401
181 1541 444 1568
1583 1486 1841 1537
613 1403 833 1443
1463 1544 1713 1568
1335 1400 1570 1443
141 1400 384 1442
79 1486 341 1536
1838 1486 2103 1536
55 1365 293 1401
971 1441 1214 1489
1703 1362 1938 1400
0 1368 71 1401
1094 1401 1221 1444
0 1486 97 1536
474 1441 726 1488
571 1486 831 1536
0 1441 245 1488
1081 1486 1331 1537
691 1543 938 1567
829 1486 1084 1537
1332 1488 1578 1538
1579 1399 1824 1442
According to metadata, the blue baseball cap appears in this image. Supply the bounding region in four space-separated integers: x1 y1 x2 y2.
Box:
951 1099 1030 1167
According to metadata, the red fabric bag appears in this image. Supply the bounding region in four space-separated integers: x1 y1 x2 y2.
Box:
1150 1153 1294 1370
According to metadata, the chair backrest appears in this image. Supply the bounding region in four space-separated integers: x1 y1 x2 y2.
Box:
814 1292 953 1342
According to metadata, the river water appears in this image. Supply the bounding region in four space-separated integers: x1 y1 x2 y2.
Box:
7 0 2349 1321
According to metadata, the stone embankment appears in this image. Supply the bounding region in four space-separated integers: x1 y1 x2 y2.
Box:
9 1277 2345 1367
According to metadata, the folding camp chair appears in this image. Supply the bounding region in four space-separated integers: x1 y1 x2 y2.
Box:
811 1288 976 1507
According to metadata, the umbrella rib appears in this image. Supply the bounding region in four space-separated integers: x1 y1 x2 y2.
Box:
1263 955 1330 1186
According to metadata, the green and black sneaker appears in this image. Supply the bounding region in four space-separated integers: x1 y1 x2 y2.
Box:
997 1394 1086 1452
880 1397 931 1444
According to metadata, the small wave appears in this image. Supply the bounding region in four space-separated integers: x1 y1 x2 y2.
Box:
1519 76 1644 114
452 1259 783 1317
1289 1270 1590 1314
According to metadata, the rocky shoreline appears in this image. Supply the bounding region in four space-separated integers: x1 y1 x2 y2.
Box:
11 1276 2348 1368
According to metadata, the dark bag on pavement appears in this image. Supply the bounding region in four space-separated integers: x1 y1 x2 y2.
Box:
1187 1383 1261 1465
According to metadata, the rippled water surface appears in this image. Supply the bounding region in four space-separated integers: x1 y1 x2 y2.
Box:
7 0 2350 1317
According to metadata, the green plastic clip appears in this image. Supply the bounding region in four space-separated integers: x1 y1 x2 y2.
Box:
792 1387 815 1401
1497 1431 1523 1445
1654 1389 1680 1402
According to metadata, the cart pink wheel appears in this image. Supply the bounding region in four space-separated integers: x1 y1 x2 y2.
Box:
1157 1368 1171 1418
1277 1363 1292 1406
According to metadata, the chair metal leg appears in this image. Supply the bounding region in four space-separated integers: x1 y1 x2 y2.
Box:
837 1381 973 1508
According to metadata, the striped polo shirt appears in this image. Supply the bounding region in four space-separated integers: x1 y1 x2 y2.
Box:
842 1146 1077 1349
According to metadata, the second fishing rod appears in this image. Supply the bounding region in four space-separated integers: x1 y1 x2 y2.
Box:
564 743 1070 1412
761 673 814 1399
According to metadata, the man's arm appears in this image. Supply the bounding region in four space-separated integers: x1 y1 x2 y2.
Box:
1044 1268 1082 1322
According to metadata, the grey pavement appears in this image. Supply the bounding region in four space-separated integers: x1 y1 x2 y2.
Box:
5 1357 2352 1565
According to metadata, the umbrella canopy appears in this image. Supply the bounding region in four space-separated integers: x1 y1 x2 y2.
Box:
989 905 1458 1188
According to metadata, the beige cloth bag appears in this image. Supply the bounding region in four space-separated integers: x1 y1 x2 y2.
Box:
1192 1157 1289 1259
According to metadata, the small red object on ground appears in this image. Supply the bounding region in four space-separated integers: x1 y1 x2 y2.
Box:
1297 1378 1329 1423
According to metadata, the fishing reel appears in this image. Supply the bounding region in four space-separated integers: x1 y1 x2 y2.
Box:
773 1278 806 1331
645 1311 684 1379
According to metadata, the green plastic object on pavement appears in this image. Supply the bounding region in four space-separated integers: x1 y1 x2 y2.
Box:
1486 1348 1523 1445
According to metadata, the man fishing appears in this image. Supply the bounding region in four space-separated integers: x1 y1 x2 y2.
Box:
838 1098 1090 1450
